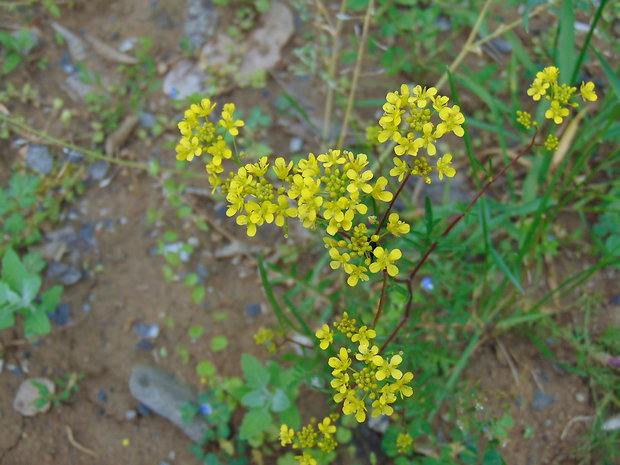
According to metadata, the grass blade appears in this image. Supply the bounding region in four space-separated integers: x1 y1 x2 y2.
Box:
569 0 609 84
558 0 575 84
591 45 620 101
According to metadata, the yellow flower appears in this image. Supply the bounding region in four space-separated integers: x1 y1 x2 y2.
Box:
545 100 570 124
580 81 598 102
374 354 403 380
413 122 440 156
369 247 402 276
190 98 216 117
346 264 369 287
342 393 367 422
437 105 465 137
295 453 317 465
537 66 559 83
273 157 293 179
391 371 414 398
389 157 409 182
219 103 244 136
328 347 351 374
386 213 410 236
329 248 350 270
362 176 393 202
318 417 337 436
315 324 334 350
527 78 549 101
410 85 437 108
351 326 377 347
436 154 456 180
356 344 379 363
280 424 295 446
331 372 350 393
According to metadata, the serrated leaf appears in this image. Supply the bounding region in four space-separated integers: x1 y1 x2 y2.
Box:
2 249 30 291
239 407 271 440
270 388 290 412
241 354 270 388
278 402 301 430
241 390 267 408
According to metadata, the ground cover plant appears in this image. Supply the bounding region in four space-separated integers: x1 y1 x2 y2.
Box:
0 0 618 464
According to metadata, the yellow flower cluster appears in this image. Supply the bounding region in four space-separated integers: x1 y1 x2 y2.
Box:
519 66 598 128
280 414 340 464
396 432 414 454
175 98 243 190
378 84 462 184
176 85 466 286
253 327 277 352
316 313 414 423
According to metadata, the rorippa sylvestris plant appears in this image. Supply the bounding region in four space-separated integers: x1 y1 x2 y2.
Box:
175 67 597 464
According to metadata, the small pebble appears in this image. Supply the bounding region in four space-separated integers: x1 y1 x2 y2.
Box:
489 38 512 53
96 388 108 403
136 340 154 351
48 303 71 326
246 303 262 317
82 303 91 313
63 148 84 163
137 403 153 416
47 261 69 279
133 323 160 339
125 409 137 420
88 161 109 180
26 145 54 175
59 267 82 286
289 137 303 153
119 216 128 225
531 390 556 410
139 111 157 130
196 264 209 279
575 392 586 403
7 364 23 377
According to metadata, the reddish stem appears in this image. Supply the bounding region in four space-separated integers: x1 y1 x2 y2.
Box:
375 171 413 235
372 271 388 329
380 129 539 353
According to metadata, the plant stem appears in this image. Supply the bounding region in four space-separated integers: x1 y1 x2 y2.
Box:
375 171 412 235
372 271 388 329
380 129 539 353
321 0 348 150
336 0 374 150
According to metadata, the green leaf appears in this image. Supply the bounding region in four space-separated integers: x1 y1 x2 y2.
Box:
2 249 30 291
196 360 216 377
270 388 290 412
241 354 270 388
0 306 16 330
239 407 271 439
183 273 199 286
3 53 21 74
20 275 41 306
23 309 51 337
241 390 267 408
211 336 228 351
482 448 506 465
192 286 205 304
39 285 62 313
188 325 204 339
278 402 301 430
490 246 524 293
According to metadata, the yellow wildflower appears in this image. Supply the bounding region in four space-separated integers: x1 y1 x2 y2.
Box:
580 81 598 102
369 247 402 276
436 154 456 180
315 324 334 350
280 424 295 446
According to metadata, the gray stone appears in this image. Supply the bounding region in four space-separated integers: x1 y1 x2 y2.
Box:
129 365 209 442
59 267 82 286
184 0 217 49
125 409 137 420
139 111 157 130
88 161 109 180
162 60 207 100
289 137 303 153
26 145 54 175
63 148 85 163
134 323 160 340
13 378 55 416
531 390 556 410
